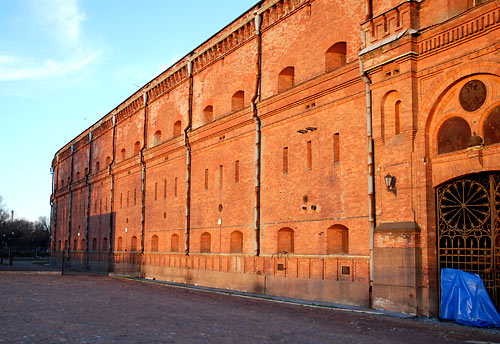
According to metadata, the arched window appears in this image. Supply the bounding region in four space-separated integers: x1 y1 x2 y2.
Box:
102 237 108 251
73 239 78 251
134 141 141 155
232 91 245 111
381 91 402 142
92 238 97 251
203 105 214 124
151 235 159 252
131 236 138 252
58 240 62 252
173 121 182 137
95 161 100 173
395 100 402 135
437 117 471 154
327 225 349 254
171 234 180 252
277 227 294 253
278 67 294 92
81 239 85 250
200 232 211 253
153 130 162 146
117 237 123 251
120 149 126 161
483 105 500 145
230 230 243 253
106 156 111 166
325 42 347 72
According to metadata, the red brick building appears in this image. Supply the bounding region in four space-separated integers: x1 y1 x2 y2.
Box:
50 0 500 316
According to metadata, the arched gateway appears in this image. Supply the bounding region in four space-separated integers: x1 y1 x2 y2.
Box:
437 172 500 308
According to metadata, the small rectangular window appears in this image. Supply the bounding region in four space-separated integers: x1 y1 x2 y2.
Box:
333 133 340 164
105 197 108 212
219 165 223 189
283 147 289 174
204 169 209 190
234 160 239 184
134 188 137 206
127 191 129 207
306 140 312 170
154 182 158 201
163 180 167 199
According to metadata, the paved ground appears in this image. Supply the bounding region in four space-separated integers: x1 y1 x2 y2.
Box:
1 274 499 344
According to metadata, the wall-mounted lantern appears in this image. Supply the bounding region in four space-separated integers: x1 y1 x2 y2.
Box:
384 173 396 193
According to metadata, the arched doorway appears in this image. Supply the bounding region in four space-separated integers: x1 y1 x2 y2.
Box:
436 171 500 308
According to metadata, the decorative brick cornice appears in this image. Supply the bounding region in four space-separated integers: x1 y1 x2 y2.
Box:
418 3 500 56
361 0 420 47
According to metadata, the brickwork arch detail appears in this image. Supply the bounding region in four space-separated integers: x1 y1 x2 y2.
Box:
422 60 500 156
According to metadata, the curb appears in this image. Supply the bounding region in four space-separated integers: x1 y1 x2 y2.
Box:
109 273 415 319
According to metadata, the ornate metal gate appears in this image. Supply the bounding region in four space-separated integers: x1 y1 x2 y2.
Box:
437 172 500 309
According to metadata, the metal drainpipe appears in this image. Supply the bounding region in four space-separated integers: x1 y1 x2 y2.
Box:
49 161 56 255
140 91 148 260
50 157 57 252
184 60 193 256
108 115 117 273
68 144 75 262
251 12 263 256
85 131 92 270
365 0 373 20
359 54 375 309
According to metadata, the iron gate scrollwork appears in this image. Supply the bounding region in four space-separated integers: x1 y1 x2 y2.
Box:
437 172 500 309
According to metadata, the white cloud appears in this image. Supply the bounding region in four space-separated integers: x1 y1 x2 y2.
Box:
0 52 97 82
32 0 86 48
0 0 98 82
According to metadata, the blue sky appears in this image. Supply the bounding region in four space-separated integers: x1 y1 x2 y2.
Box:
0 0 257 221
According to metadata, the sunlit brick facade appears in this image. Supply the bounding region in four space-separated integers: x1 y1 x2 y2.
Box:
51 0 500 315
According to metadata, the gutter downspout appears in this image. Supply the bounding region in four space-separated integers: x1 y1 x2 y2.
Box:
251 11 263 256
51 156 58 256
140 91 148 257
184 60 193 256
85 131 92 270
140 91 148 276
366 0 373 20
359 53 375 309
67 144 75 262
108 115 117 274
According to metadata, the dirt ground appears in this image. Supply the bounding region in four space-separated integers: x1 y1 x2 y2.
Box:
1 273 499 344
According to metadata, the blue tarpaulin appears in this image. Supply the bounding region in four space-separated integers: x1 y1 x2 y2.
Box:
440 268 500 328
